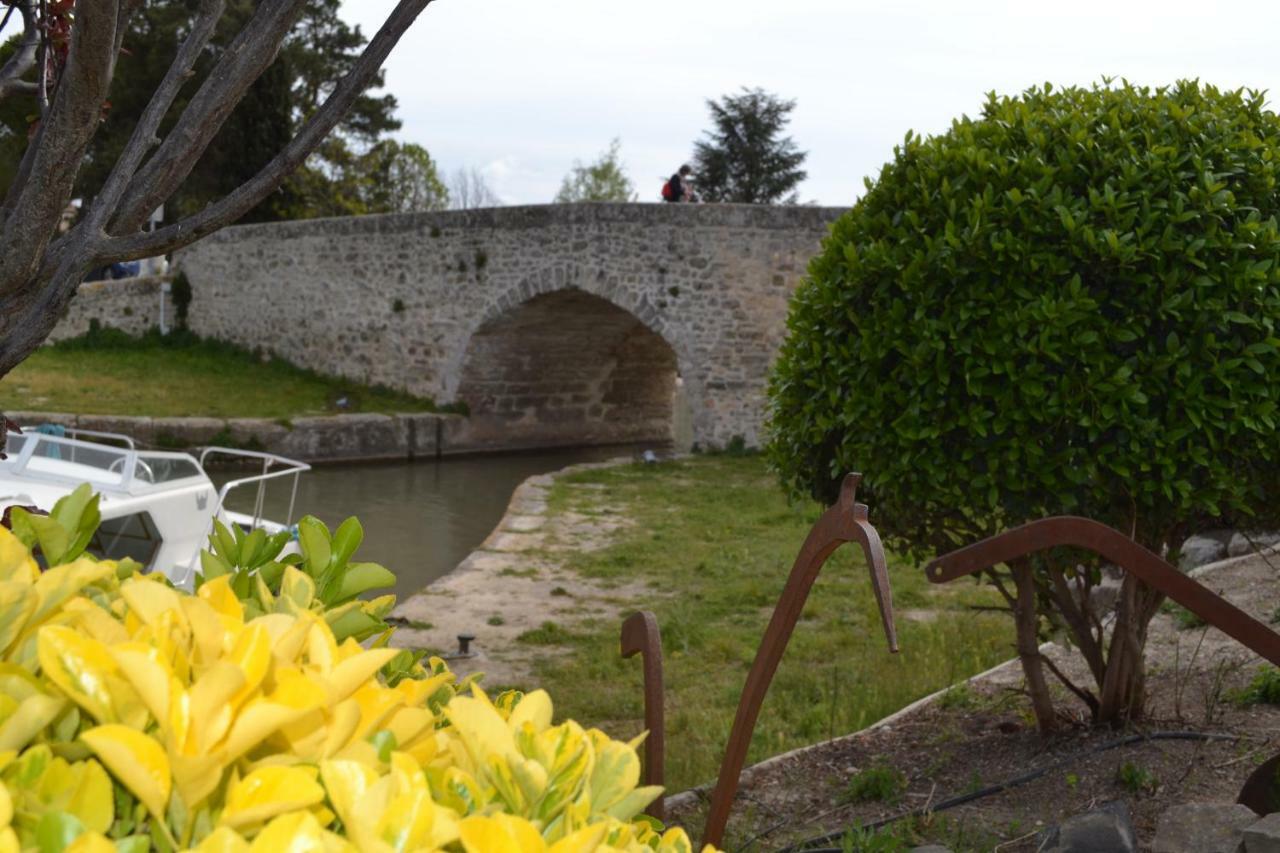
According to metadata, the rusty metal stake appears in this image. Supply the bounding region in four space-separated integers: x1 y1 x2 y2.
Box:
700 473 898 849
620 610 665 821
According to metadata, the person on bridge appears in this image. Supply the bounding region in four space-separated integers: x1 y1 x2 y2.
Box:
662 165 696 203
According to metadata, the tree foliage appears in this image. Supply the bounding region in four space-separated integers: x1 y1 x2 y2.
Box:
768 80 1280 728
288 138 447 217
554 138 635 203
692 87 807 204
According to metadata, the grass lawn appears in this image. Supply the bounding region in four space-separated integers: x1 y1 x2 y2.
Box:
515 455 1014 793
0 328 441 418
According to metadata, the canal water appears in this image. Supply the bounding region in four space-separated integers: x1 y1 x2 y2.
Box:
219 446 637 600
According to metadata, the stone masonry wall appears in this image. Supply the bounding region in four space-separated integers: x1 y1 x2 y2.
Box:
177 203 846 449
48 276 176 342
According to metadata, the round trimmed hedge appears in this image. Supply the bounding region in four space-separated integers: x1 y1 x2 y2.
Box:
768 81 1280 556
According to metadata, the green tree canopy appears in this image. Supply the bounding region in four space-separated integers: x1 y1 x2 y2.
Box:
554 138 635 203
691 87 807 204
768 80 1280 729
293 139 447 217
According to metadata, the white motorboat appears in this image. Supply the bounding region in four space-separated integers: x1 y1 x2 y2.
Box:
0 425 309 587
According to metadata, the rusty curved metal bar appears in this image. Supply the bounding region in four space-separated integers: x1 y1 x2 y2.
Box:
925 515 1280 667
620 610 665 821
701 473 898 849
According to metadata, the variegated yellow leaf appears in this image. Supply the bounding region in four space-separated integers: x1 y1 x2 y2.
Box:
0 582 35 657
220 765 326 831
0 693 65 752
192 826 252 852
31 560 112 627
278 567 316 613
120 579 187 631
197 575 245 626
459 813 546 853
189 661 247 753
37 626 119 723
108 643 171 729
226 624 272 709
548 823 609 853
508 689 553 734
64 831 116 853
0 527 37 584
80 723 171 818
319 760 379 830
66 758 114 834
249 810 349 852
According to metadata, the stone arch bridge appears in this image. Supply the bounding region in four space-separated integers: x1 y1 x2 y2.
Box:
179 203 844 451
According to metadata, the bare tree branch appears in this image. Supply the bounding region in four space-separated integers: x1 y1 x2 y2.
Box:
0 0 434 383
82 0 226 233
107 0 313 234
1039 652 1099 716
103 0 435 262
0 0 121 294
0 0 38 100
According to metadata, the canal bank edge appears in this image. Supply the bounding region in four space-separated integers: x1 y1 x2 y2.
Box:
7 409 488 463
389 457 637 686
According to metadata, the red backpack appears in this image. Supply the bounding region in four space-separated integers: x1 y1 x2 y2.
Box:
661 179 677 201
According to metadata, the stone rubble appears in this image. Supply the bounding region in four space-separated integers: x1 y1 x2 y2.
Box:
1039 801 1138 853
1151 802 1259 853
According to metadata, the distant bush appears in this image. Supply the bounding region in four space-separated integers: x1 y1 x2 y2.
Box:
769 80 1280 729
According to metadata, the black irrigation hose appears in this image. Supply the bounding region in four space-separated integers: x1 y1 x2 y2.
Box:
778 730 1241 853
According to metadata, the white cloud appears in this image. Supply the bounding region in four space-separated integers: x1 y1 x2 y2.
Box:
342 0 1280 206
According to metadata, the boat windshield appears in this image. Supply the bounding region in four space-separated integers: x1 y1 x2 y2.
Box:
2 433 205 489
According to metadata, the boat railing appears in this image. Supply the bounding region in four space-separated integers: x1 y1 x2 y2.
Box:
54 427 137 450
4 429 161 488
199 446 312 532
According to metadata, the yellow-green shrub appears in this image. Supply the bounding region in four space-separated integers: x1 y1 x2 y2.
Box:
0 527 711 852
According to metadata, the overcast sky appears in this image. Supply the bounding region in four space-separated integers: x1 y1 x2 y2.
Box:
340 0 1280 207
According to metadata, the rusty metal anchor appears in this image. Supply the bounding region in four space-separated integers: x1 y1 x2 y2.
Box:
925 516 1280 667
926 515 1280 814
620 610 666 821
698 473 899 848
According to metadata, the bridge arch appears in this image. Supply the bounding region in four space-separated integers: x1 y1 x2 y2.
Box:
447 280 694 450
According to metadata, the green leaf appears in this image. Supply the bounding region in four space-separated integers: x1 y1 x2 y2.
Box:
36 810 86 853
50 484 96 535
238 528 267 569
211 519 239 564
296 516 331 577
333 562 396 604
16 511 72 565
330 517 364 570
199 550 230 580
369 729 397 763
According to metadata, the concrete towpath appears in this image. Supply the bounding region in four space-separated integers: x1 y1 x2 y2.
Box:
390 459 652 687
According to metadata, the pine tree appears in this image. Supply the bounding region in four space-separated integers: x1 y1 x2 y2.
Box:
691 88 808 204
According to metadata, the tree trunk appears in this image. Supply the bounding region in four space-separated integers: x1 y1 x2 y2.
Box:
1012 560 1057 733
1096 574 1155 724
